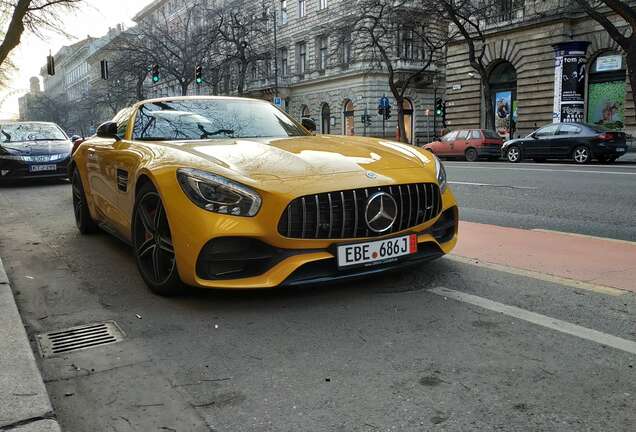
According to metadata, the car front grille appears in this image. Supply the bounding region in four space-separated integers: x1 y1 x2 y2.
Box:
278 183 442 239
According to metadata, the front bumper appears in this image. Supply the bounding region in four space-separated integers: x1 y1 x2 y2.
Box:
0 158 70 181
165 182 459 289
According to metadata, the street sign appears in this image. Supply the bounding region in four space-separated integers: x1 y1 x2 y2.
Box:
273 97 283 108
379 96 390 109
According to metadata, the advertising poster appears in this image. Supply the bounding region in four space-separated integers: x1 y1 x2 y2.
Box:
495 91 512 140
552 42 590 123
587 81 625 130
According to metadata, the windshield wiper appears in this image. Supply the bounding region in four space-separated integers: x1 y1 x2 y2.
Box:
198 124 234 139
1 130 10 142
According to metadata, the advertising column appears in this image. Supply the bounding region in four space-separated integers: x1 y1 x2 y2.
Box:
552 42 590 123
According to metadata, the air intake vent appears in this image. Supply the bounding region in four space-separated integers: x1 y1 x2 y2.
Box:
36 321 125 358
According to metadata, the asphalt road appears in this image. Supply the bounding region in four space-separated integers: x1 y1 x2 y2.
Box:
446 158 636 241
0 162 634 431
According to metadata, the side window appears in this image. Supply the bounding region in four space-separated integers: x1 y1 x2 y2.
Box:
470 130 482 139
456 130 469 140
559 125 581 135
442 131 458 142
535 124 559 137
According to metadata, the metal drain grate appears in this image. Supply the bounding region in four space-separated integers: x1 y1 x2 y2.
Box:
36 321 125 358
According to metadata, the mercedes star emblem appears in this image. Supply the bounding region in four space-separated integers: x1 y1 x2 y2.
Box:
365 192 398 233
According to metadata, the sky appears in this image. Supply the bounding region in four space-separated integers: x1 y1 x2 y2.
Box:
0 0 157 119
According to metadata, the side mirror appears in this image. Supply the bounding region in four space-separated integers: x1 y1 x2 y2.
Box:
530 132 538 139
96 121 120 141
301 118 317 133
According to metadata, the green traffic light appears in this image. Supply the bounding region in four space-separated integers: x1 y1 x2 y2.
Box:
436 109 442 116
152 76 159 83
196 78 203 84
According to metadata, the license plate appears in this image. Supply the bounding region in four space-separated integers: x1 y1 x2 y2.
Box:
337 234 417 268
29 164 57 173
617 148 626 152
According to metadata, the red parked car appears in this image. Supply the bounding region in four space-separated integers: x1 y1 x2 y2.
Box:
424 129 504 161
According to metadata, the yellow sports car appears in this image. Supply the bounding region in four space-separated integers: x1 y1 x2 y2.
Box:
70 96 458 295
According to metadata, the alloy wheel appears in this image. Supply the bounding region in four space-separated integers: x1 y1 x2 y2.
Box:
573 146 590 164
507 147 520 163
72 174 82 224
133 192 176 285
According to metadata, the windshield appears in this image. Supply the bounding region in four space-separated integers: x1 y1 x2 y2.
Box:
132 99 309 141
0 123 67 143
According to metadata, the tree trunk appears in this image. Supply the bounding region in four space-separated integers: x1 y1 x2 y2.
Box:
482 77 494 131
237 61 247 96
181 80 189 96
395 96 408 143
626 46 636 124
0 0 30 69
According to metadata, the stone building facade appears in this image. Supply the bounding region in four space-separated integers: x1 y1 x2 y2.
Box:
132 0 443 145
445 0 634 139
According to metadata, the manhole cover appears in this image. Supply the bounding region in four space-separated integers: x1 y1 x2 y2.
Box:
36 321 125 358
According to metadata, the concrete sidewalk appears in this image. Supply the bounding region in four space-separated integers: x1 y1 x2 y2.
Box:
0 258 61 432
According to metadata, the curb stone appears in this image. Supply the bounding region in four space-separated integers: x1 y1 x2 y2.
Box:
0 258 61 432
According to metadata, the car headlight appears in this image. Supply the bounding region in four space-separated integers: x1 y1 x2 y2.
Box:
176 168 261 217
435 157 447 193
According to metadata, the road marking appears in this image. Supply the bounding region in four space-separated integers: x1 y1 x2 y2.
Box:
445 161 636 170
446 255 625 296
449 181 537 190
429 287 636 356
445 165 636 176
531 229 636 246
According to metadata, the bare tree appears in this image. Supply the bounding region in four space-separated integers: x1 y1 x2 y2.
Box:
434 0 496 130
216 0 271 96
345 0 446 142
0 0 82 70
116 0 221 96
574 0 636 120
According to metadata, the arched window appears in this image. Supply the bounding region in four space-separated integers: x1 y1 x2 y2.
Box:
587 52 626 130
488 61 517 139
343 99 355 135
321 103 331 134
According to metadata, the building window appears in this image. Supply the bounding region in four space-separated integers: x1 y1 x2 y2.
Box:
343 99 355 136
301 105 310 120
297 42 307 76
280 47 288 77
342 33 352 65
318 36 328 71
298 0 305 18
399 27 414 59
319 0 327 10
280 0 288 24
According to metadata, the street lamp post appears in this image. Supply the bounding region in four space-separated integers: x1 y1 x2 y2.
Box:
262 3 279 98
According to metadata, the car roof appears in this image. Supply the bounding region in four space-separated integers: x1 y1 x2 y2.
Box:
134 95 268 107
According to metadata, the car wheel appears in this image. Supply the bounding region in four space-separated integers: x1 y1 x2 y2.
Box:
506 146 522 163
132 182 184 296
71 169 98 234
465 148 478 162
572 146 591 164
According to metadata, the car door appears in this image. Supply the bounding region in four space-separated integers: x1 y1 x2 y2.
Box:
552 124 582 158
527 124 559 158
88 108 133 232
453 130 469 156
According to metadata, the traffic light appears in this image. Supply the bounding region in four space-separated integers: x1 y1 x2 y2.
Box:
195 65 203 84
435 98 443 116
151 64 160 83
100 60 109 80
441 101 447 127
46 55 55 76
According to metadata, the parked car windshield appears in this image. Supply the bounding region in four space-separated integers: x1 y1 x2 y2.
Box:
132 99 309 141
0 123 67 143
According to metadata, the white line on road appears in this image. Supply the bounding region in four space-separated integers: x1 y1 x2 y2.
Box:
449 181 537 190
445 165 636 176
445 161 636 170
531 229 636 246
429 287 636 356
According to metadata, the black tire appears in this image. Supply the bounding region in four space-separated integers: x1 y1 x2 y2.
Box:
71 169 98 234
465 148 478 162
132 182 184 296
572 145 591 164
506 146 522 163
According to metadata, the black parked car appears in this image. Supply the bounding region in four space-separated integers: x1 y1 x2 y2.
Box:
0 122 72 181
502 123 628 164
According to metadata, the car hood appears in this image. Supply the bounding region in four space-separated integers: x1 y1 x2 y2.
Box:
165 135 434 180
503 138 527 147
0 140 72 156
